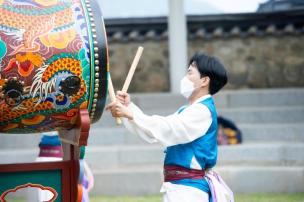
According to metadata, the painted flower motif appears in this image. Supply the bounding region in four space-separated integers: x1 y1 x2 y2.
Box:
0 79 5 87
21 115 46 125
80 101 88 109
3 52 44 77
33 0 58 6
1 123 19 131
52 108 78 124
39 29 76 49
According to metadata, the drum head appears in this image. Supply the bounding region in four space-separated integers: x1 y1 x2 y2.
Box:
0 0 108 133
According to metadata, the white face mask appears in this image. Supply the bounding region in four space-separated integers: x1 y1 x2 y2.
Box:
180 76 195 99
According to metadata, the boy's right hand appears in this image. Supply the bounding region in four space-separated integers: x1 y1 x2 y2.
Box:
105 101 134 120
116 91 131 106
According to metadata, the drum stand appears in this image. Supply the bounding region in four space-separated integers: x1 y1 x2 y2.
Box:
0 109 90 202
59 108 90 201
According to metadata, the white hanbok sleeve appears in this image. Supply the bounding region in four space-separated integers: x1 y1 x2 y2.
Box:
123 102 212 147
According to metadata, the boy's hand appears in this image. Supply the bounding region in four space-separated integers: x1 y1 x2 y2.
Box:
116 91 130 106
106 101 133 120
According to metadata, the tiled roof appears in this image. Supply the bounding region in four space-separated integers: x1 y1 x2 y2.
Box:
257 0 304 12
104 9 304 42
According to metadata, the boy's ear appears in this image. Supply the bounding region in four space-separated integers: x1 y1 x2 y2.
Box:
200 76 210 87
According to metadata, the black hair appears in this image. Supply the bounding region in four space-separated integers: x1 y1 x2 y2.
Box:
189 53 228 95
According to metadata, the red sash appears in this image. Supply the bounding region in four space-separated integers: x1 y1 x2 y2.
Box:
164 165 205 182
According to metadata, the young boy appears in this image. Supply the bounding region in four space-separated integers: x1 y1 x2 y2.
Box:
106 53 234 202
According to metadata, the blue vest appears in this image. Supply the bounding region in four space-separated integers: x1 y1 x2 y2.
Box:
164 97 218 194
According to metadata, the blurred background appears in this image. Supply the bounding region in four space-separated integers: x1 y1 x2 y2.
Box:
102 0 304 93
0 0 303 201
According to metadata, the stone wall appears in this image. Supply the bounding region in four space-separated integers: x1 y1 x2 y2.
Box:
108 35 304 92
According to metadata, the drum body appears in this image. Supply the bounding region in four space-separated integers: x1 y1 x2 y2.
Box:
0 0 108 133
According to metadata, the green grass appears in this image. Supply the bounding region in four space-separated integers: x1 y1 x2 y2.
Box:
90 193 304 202
235 193 304 202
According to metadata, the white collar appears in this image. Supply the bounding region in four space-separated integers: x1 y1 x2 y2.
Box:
192 94 212 104
178 94 211 112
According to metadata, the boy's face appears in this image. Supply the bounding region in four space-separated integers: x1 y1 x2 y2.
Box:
187 62 209 89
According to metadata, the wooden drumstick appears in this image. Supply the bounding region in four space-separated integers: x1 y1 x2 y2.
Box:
107 73 122 125
108 46 144 125
122 46 144 93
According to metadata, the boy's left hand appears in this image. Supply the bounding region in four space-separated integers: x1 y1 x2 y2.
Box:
106 101 134 120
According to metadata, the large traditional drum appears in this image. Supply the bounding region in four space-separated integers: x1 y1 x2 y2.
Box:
0 0 108 133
